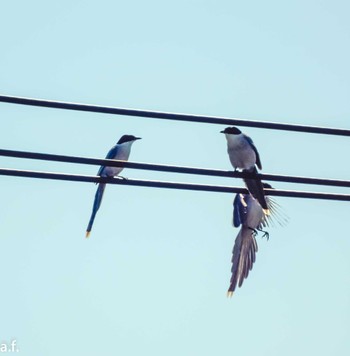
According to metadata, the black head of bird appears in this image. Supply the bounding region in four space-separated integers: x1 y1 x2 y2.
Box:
220 127 242 135
117 135 142 144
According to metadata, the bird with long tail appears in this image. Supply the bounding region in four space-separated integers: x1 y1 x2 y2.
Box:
86 134 141 238
227 183 288 296
221 126 269 215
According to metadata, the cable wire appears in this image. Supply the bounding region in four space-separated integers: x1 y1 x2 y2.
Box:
1 94 349 136
0 167 350 201
1 148 350 188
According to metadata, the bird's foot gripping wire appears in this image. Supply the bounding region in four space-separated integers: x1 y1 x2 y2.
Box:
116 175 128 180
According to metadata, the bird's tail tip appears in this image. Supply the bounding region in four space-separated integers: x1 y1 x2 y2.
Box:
263 208 271 216
227 291 234 298
85 231 91 238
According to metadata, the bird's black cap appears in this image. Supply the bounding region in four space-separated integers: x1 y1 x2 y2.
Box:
117 135 142 144
220 127 242 135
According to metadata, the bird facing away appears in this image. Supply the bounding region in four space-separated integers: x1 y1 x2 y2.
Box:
228 183 287 296
221 126 269 213
228 192 265 296
85 134 141 238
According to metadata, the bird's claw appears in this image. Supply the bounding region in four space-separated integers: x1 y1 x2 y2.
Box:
258 228 270 241
262 232 269 240
249 227 270 240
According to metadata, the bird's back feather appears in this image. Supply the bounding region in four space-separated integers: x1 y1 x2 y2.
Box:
243 134 262 170
97 145 120 177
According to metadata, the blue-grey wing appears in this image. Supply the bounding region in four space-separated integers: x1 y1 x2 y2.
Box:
243 134 262 170
233 194 246 227
97 145 119 176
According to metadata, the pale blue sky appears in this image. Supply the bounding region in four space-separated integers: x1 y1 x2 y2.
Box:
1 1 350 355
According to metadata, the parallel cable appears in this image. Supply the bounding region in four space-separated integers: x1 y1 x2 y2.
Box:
1 148 350 188
0 94 349 136
0 167 350 201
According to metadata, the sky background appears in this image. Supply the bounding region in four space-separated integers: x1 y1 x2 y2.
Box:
1 1 350 355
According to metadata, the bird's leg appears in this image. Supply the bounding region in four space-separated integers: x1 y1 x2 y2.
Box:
248 227 258 236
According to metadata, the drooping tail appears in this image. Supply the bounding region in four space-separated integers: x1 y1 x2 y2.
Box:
243 166 269 213
227 227 258 296
86 183 106 238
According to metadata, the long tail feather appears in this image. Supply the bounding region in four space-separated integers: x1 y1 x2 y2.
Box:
86 183 106 238
260 184 289 228
243 166 269 212
227 227 258 295
261 198 289 228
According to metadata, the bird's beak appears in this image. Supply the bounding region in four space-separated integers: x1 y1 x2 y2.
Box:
220 130 225 133
135 137 142 140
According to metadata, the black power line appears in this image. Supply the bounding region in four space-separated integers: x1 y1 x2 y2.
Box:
1 148 350 188
1 167 350 201
0 94 349 136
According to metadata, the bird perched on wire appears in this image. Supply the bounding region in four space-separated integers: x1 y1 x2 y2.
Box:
227 183 287 296
221 126 269 214
86 134 141 238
